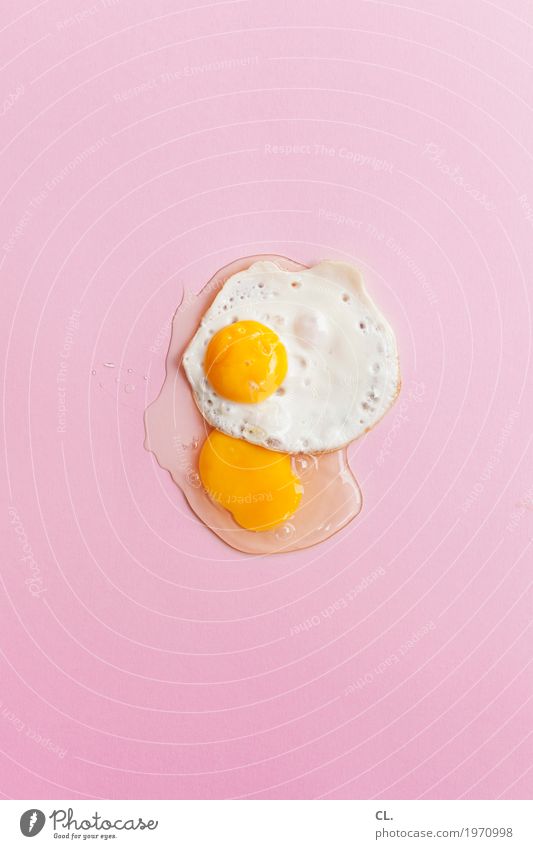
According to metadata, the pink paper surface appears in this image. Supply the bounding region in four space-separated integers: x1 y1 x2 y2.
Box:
1 0 532 800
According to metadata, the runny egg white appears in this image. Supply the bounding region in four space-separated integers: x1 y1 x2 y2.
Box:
183 260 400 455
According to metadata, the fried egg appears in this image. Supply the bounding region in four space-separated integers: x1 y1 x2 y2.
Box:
182 260 400 454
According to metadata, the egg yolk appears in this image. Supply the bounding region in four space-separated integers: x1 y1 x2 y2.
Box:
198 430 302 531
204 320 287 404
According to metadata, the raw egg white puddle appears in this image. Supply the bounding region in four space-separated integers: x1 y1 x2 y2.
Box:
144 256 362 555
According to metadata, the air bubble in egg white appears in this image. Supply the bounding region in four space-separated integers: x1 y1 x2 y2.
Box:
275 522 295 541
186 470 201 488
293 311 329 347
293 453 318 478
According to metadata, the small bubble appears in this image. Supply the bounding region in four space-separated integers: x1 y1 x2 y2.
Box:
186 470 201 488
91 369 96 375
143 375 149 381
127 368 134 374
124 383 135 393
275 522 295 541
191 437 199 449
294 454 318 478
104 362 115 368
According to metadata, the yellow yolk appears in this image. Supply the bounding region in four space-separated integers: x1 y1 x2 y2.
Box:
204 320 287 404
198 430 302 531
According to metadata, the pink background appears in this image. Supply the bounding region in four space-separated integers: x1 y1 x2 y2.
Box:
1 0 532 800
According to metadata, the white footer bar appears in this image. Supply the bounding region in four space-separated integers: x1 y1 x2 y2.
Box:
1 799 531 848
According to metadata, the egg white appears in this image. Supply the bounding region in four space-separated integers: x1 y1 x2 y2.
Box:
182 260 400 454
